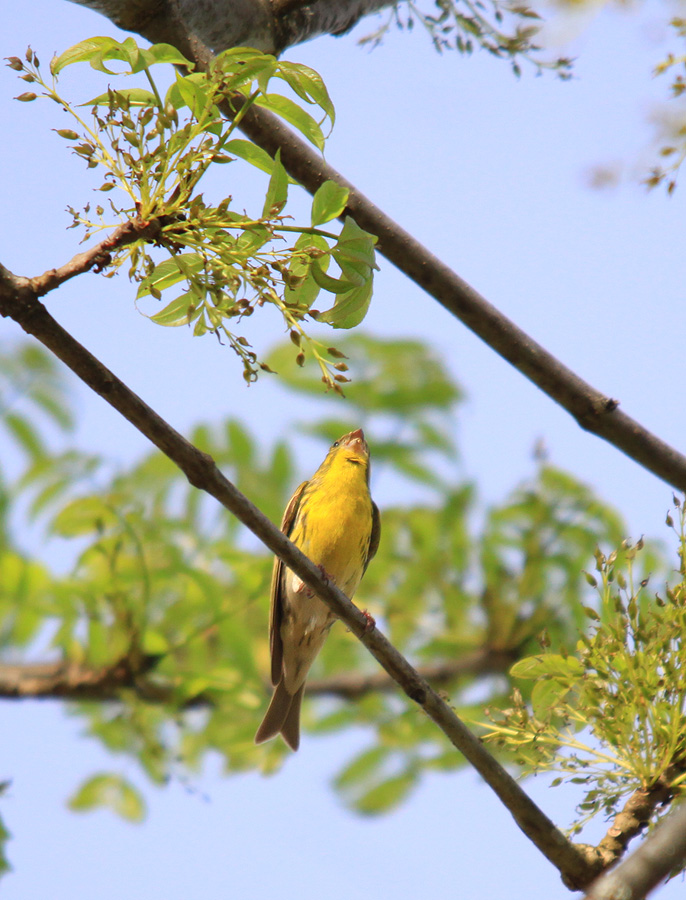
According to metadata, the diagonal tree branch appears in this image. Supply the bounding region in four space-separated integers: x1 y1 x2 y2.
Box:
225 98 686 492
583 801 686 900
0 262 598 891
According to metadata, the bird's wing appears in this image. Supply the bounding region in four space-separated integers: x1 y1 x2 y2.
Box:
269 480 309 686
365 501 381 572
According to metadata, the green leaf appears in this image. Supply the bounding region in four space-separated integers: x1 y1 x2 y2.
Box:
68 774 146 823
51 37 120 75
334 746 389 789
166 72 211 113
262 151 289 217
332 216 378 285
310 259 354 294
223 56 278 92
276 61 335 125
137 255 205 299
3 412 46 458
214 48 277 92
142 630 170 655
317 278 373 329
51 496 117 536
356 773 416 814
531 678 572 719
255 94 325 151
510 654 585 681
311 181 349 226
0 804 10 879
224 139 277 176
283 234 329 309
82 88 158 108
149 293 200 327
144 43 193 68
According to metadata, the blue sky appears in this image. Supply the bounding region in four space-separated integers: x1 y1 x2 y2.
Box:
1 0 685 897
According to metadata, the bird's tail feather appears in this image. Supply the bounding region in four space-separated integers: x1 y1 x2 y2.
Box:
254 681 304 751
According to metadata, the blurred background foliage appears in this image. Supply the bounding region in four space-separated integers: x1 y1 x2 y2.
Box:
2 332 664 832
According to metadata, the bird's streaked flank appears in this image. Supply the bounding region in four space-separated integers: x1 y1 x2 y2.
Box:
255 428 380 751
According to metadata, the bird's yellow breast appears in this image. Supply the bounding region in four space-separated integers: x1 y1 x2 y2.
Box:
290 462 373 599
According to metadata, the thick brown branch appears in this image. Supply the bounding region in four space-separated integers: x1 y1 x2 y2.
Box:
583 801 686 900
224 98 686 493
575 777 677 878
0 270 594 891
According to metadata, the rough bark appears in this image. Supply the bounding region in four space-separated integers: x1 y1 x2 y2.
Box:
584 802 686 900
68 0 393 55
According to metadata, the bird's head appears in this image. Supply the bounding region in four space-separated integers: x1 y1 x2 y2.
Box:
316 428 371 484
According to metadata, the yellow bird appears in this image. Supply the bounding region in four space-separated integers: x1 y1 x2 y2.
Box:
255 428 381 751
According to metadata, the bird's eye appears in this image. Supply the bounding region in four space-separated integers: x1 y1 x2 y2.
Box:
332 440 340 448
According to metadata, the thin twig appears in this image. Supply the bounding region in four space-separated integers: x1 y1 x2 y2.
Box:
27 217 165 296
0 269 596 891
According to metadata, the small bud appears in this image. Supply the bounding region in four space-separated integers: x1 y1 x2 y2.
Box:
15 92 37 102
583 571 597 588
334 362 348 372
673 494 682 508
54 129 79 140
326 346 348 359
6 57 24 71
25 46 33 63
289 329 301 347
296 352 305 367
666 513 674 528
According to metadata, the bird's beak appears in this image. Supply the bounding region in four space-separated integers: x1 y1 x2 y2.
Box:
344 428 368 455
